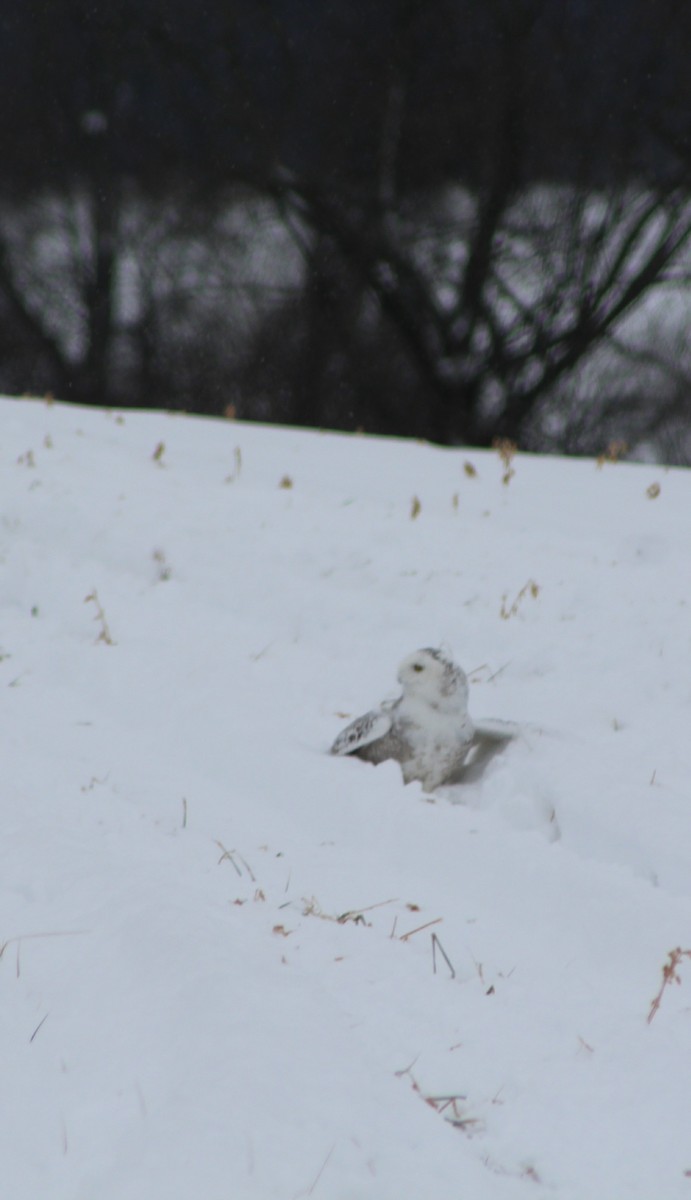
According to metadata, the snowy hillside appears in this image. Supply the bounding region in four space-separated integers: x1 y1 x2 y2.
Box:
3 396 691 1199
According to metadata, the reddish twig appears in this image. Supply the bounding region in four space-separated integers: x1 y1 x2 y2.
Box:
647 947 691 1023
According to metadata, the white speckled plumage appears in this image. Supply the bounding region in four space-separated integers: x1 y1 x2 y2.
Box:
330 648 477 791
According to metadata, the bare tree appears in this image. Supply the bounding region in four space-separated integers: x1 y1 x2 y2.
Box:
1 0 691 458
239 0 691 451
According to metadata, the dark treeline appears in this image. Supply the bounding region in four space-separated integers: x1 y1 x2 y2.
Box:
1 0 691 457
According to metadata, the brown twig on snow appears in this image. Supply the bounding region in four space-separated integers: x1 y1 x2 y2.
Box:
84 589 115 645
431 931 456 979
647 947 691 1023
293 1143 336 1198
29 1013 49 1043
399 916 442 941
336 898 398 924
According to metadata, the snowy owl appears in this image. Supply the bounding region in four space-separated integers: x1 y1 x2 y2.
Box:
331 648 516 790
330 648 475 790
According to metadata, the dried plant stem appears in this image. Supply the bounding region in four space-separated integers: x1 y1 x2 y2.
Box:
493 437 517 485
647 947 691 1023
400 916 442 941
500 579 540 620
431 932 456 978
337 898 398 924
84 590 115 644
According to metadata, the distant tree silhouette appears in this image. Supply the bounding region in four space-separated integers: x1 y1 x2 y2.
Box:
0 0 690 455
235 0 691 451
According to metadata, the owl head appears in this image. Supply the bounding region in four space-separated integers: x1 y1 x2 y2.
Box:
397 648 469 707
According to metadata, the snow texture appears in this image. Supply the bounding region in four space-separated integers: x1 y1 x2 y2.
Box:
3 396 691 1199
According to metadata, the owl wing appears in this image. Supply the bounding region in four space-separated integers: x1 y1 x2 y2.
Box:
330 706 393 757
447 718 520 783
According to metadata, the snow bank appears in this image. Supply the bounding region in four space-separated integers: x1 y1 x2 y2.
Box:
2 397 691 1198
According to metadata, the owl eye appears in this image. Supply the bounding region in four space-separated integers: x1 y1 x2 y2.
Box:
412 663 424 673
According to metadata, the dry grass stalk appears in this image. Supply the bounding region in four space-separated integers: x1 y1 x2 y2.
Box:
647 947 691 1023
225 446 243 483
84 590 115 644
400 916 443 941
29 1014 49 1043
294 1143 336 1198
500 579 540 620
302 896 398 926
431 931 456 978
493 438 517 485
395 1063 477 1133
214 840 255 880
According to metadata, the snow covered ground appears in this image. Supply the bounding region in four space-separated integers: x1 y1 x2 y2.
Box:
2 395 691 1199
